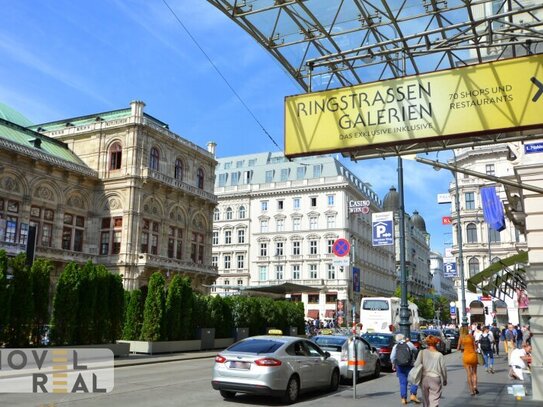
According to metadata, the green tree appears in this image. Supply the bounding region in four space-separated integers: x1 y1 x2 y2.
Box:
122 289 144 340
140 273 166 341
30 258 52 345
179 277 193 339
50 262 80 345
0 250 11 344
209 295 232 338
165 275 183 340
107 272 125 343
93 265 111 344
75 261 97 345
7 253 33 346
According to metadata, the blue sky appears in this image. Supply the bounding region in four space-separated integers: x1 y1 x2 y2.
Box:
1 1 455 254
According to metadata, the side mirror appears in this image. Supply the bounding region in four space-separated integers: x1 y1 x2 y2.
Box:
371 347 378 353
324 351 331 359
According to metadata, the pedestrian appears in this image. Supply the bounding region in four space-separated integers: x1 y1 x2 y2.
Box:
490 323 501 356
478 326 495 373
509 343 532 380
413 335 447 407
504 323 516 359
391 333 421 405
458 325 479 396
522 325 532 346
515 324 523 349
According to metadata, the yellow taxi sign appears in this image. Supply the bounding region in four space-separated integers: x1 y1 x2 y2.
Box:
267 329 283 335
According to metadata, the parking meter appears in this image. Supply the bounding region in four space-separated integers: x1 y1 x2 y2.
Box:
348 336 367 399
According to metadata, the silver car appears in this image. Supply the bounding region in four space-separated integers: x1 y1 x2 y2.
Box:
212 335 340 404
312 335 381 381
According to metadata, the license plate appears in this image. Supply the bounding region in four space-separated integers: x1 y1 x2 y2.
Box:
229 361 250 370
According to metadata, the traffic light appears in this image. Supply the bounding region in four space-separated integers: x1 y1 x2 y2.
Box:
484 306 488 315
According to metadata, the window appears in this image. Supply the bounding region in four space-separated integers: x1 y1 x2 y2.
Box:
485 164 495 176
149 147 159 171
1 199 19 243
309 264 318 279
191 232 205 263
292 265 300 280
197 168 204 189
19 223 29 246
260 219 268 233
259 266 267 281
212 255 218 267
275 241 284 256
101 217 123 255
236 160 244 168
293 198 300 209
167 226 183 259
275 265 283 280
326 293 338 303
238 206 246 218
309 239 318 255
327 239 334 254
237 254 244 269
277 200 284 210
224 162 232 169
292 241 301 255
29 205 54 247
213 209 220 221
310 197 317 207
296 166 305 179
231 172 239 185
465 192 475 210
237 229 245 243
248 159 256 167
109 142 122 170
293 217 301 231
280 168 289 181
62 213 85 252
308 294 319 304
261 201 268 211
174 158 183 180
260 242 268 256
489 228 501 243
468 257 480 277
265 170 274 183
218 173 227 187
243 171 252 184
237 279 243 286
226 207 233 220
224 230 232 244
309 216 318 230
224 255 231 269
313 164 322 178
327 264 335 280
276 218 284 232
466 223 477 243
327 195 335 206
141 219 159 255
212 231 219 245
327 215 335 228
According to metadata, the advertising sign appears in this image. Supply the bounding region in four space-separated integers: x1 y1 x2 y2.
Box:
372 212 394 246
444 262 457 278
285 54 543 158
353 267 360 293
442 216 452 225
437 193 452 204
524 142 543 154
349 200 371 214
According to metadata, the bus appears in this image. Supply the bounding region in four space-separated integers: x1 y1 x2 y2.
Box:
360 297 420 333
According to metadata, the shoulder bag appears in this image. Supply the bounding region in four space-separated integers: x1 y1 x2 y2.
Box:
408 350 424 386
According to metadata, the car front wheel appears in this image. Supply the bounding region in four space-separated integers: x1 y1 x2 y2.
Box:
329 369 340 391
282 376 299 404
373 362 381 379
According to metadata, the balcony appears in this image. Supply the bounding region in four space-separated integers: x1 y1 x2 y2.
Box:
136 253 217 276
143 168 217 203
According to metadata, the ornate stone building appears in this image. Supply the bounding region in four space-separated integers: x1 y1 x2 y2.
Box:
0 101 217 291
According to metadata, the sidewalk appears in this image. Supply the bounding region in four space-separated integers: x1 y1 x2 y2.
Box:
114 349 219 368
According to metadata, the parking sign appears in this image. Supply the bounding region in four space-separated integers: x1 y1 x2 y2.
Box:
444 262 457 278
372 212 394 246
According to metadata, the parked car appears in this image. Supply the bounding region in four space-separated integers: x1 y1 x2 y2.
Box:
403 331 427 351
312 335 381 381
361 332 396 370
212 335 340 404
443 328 459 349
422 329 452 354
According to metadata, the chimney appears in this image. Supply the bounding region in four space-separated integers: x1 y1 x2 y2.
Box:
207 141 217 157
130 100 145 123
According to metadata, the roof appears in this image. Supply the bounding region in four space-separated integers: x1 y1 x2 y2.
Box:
28 108 132 132
0 102 33 127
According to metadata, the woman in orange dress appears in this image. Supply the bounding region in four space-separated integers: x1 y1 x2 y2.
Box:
458 326 479 395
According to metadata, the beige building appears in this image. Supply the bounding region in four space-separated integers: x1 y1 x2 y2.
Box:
0 101 217 291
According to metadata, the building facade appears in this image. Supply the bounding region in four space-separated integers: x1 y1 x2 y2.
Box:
0 101 217 290
212 152 396 322
429 251 457 302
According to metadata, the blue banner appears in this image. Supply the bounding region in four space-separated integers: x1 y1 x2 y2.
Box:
481 186 506 232
353 267 360 293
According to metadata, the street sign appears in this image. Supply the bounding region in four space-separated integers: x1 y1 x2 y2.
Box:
442 216 452 225
333 258 350 267
444 262 457 278
332 238 351 257
524 142 543 154
371 212 394 246
450 305 456 314
437 193 452 204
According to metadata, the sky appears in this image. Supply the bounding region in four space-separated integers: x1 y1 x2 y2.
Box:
0 0 456 254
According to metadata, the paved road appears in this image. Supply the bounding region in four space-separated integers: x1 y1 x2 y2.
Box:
2 349 537 406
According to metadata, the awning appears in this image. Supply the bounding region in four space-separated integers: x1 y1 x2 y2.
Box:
325 309 335 318
467 251 528 299
307 310 319 319
242 282 321 295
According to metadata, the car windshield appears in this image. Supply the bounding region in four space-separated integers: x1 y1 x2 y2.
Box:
227 339 284 354
313 336 346 352
409 333 421 341
362 334 392 346
423 330 441 336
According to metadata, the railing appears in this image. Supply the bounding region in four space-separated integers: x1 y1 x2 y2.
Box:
143 168 217 203
136 253 217 275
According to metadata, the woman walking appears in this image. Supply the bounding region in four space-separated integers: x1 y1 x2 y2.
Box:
458 326 479 396
413 335 447 407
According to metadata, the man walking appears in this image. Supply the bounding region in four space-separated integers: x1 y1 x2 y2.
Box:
391 333 421 405
504 323 516 360
479 326 495 373
490 323 500 356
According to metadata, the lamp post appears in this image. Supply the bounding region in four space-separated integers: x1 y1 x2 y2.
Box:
451 151 468 326
398 156 410 338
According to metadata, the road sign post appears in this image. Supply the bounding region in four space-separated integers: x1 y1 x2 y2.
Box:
371 212 394 246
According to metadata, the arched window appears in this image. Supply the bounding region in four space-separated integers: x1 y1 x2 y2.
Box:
466 223 477 243
149 147 159 171
109 142 122 170
197 168 204 189
213 208 220 221
174 158 183 180
239 206 246 219
468 257 480 277
226 207 233 220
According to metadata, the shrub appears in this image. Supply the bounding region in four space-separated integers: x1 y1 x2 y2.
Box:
140 273 166 341
122 289 144 340
165 275 183 340
50 262 80 345
6 253 33 346
30 258 53 345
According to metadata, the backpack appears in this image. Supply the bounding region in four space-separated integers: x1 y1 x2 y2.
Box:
491 327 500 340
396 342 413 366
479 334 491 351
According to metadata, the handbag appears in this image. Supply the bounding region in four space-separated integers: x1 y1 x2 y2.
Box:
477 352 484 366
408 351 424 386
